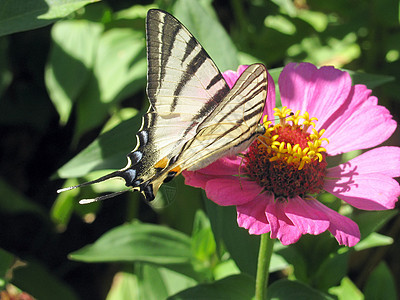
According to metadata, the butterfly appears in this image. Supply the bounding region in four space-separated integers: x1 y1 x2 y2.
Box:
57 9 268 203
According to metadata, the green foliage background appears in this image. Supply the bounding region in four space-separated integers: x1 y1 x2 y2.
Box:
0 0 399 299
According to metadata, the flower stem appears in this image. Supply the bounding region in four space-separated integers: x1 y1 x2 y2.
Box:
255 233 274 300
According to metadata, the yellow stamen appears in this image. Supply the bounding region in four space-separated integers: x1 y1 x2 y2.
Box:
259 108 329 170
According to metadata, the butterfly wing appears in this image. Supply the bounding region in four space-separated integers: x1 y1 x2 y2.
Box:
57 9 267 204
144 64 268 196
117 9 232 198
181 63 268 171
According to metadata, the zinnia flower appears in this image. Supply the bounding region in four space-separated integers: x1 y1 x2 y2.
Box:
183 63 400 247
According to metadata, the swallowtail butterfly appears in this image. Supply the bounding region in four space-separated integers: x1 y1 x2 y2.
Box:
58 9 268 203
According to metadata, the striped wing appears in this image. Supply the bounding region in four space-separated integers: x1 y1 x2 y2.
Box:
57 9 267 204
180 63 267 171
143 64 267 196
120 9 231 195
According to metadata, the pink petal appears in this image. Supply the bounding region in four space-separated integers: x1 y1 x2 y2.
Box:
182 170 211 189
182 156 242 189
279 63 352 127
339 146 400 178
325 148 400 210
262 72 276 121
323 85 397 155
307 198 360 247
205 177 263 206
223 65 249 89
284 196 330 235
194 155 242 176
265 200 302 245
324 173 399 210
237 194 272 235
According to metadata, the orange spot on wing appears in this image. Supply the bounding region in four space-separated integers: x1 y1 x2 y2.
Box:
154 157 169 169
170 165 182 173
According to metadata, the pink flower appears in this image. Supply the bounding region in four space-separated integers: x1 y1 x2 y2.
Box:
183 63 400 247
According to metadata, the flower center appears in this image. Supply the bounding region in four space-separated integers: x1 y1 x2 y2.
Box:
244 107 329 198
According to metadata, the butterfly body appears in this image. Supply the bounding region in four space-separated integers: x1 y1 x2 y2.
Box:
58 9 268 203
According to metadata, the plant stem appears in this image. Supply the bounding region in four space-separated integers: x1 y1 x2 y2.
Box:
255 233 274 300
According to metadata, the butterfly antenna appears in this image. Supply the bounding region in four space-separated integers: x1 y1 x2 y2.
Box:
79 189 131 204
57 170 123 194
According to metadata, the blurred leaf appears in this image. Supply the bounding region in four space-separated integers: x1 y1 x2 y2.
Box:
75 27 146 138
314 252 349 290
69 222 206 280
353 210 398 239
364 262 397 300
0 248 14 289
268 279 335 300
191 212 216 262
137 263 197 300
106 271 139 300
0 179 46 216
11 260 79 300
278 233 339 283
46 19 103 124
353 232 393 251
204 199 260 277
296 10 328 32
51 178 80 228
169 274 255 300
192 210 211 236
0 0 100 37
329 277 363 300
57 112 141 178
265 15 296 35
269 253 289 273
173 0 239 72
276 245 308 281
94 28 146 104
69 222 192 263
0 38 12 98
348 71 395 89
213 259 240 280
288 34 360 68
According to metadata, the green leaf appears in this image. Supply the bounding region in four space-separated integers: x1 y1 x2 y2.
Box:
169 274 255 300
364 262 397 300
353 210 398 239
69 222 192 264
51 178 80 228
106 271 139 300
137 264 197 300
11 260 79 300
329 277 363 300
94 28 146 104
213 259 240 280
0 0 100 37
204 199 260 277
268 279 335 300
314 252 349 290
0 39 12 98
56 112 141 178
191 211 216 262
269 253 289 273
0 179 46 216
348 70 395 89
173 0 240 72
46 19 103 124
276 246 308 282
75 27 146 138
192 210 212 236
353 232 393 251
0 248 14 289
